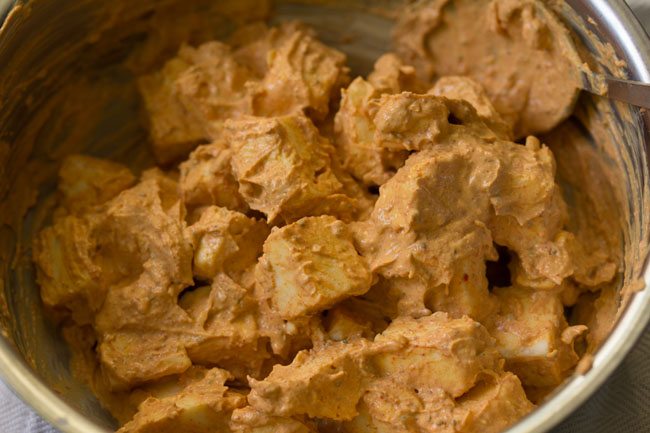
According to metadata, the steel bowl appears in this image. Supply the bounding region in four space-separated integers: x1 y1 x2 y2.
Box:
0 1 648 432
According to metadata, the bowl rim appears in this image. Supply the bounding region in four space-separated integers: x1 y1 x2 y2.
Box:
0 1 649 433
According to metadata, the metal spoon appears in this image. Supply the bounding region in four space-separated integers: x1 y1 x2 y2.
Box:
579 70 650 109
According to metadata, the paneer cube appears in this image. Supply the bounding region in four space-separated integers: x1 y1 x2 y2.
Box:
96 275 197 391
324 305 375 342
453 372 534 433
248 339 377 420
370 93 501 151
425 250 498 323
179 141 249 214
430 75 513 140
334 77 408 187
90 176 196 390
187 206 269 281
180 275 269 380
344 314 533 433
487 137 576 288
230 407 316 433
99 330 193 392
138 56 208 165
346 372 533 433
226 114 355 224
367 53 426 94
92 175 194 287
33 214 102 324
230 21 311 77
251 29 350 120
58 154 135 215
488 286 586 388
138 42 253 164
373 313 502 397
118 368 246 433
370 93 451 151
173 42 254 138
256 216 372 319
353 144 497 290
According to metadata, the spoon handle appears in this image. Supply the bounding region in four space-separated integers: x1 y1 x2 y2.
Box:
605 76 650 109
580 70 650 109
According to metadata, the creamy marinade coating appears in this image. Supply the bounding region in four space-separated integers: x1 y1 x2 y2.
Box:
30 0 620 432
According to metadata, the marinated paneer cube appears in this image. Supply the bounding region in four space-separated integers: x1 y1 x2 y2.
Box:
324 305 375 342
256 216 372 319
373 313 502 397
179 141 249 214
334 77 409 187
488 286 587 387
187 206 269 281
367 53 426 95
180 275 269 380
117 368 246 433
58 154 136 215
248 339 378 420
138 42 253 164
430 75 513 140
230 406 316 433
33 214 102 324
226 114 356 224
251 29 350 120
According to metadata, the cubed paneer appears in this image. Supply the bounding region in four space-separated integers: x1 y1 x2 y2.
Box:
99 329 193 392
92 174 193 288
248 339 377 420
487 137 573 288
425 251 498 323
118 368 246 433
33 214 102 325
179 141 249 214
430 75 513 140
33 155 136 323
344 314 533 433
343 377 450 433
367 53 425 95
230 407 316 433
137 56 208 165
58 154 135 215
180 275 270 380
251 29 350 120
370 93 500 151
230 22 311 78
488 136 558 226
226 114 356 224
373 313 502 397
138 42 253 164
453 372 535 433
96 276 196 391
488 286 586 387
256 216 372 319
324 305 375 342
346 372 533 433
352 145 497 307
174 42 254 139
334 77 408 187
370 93 451 151
187 206 269 281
